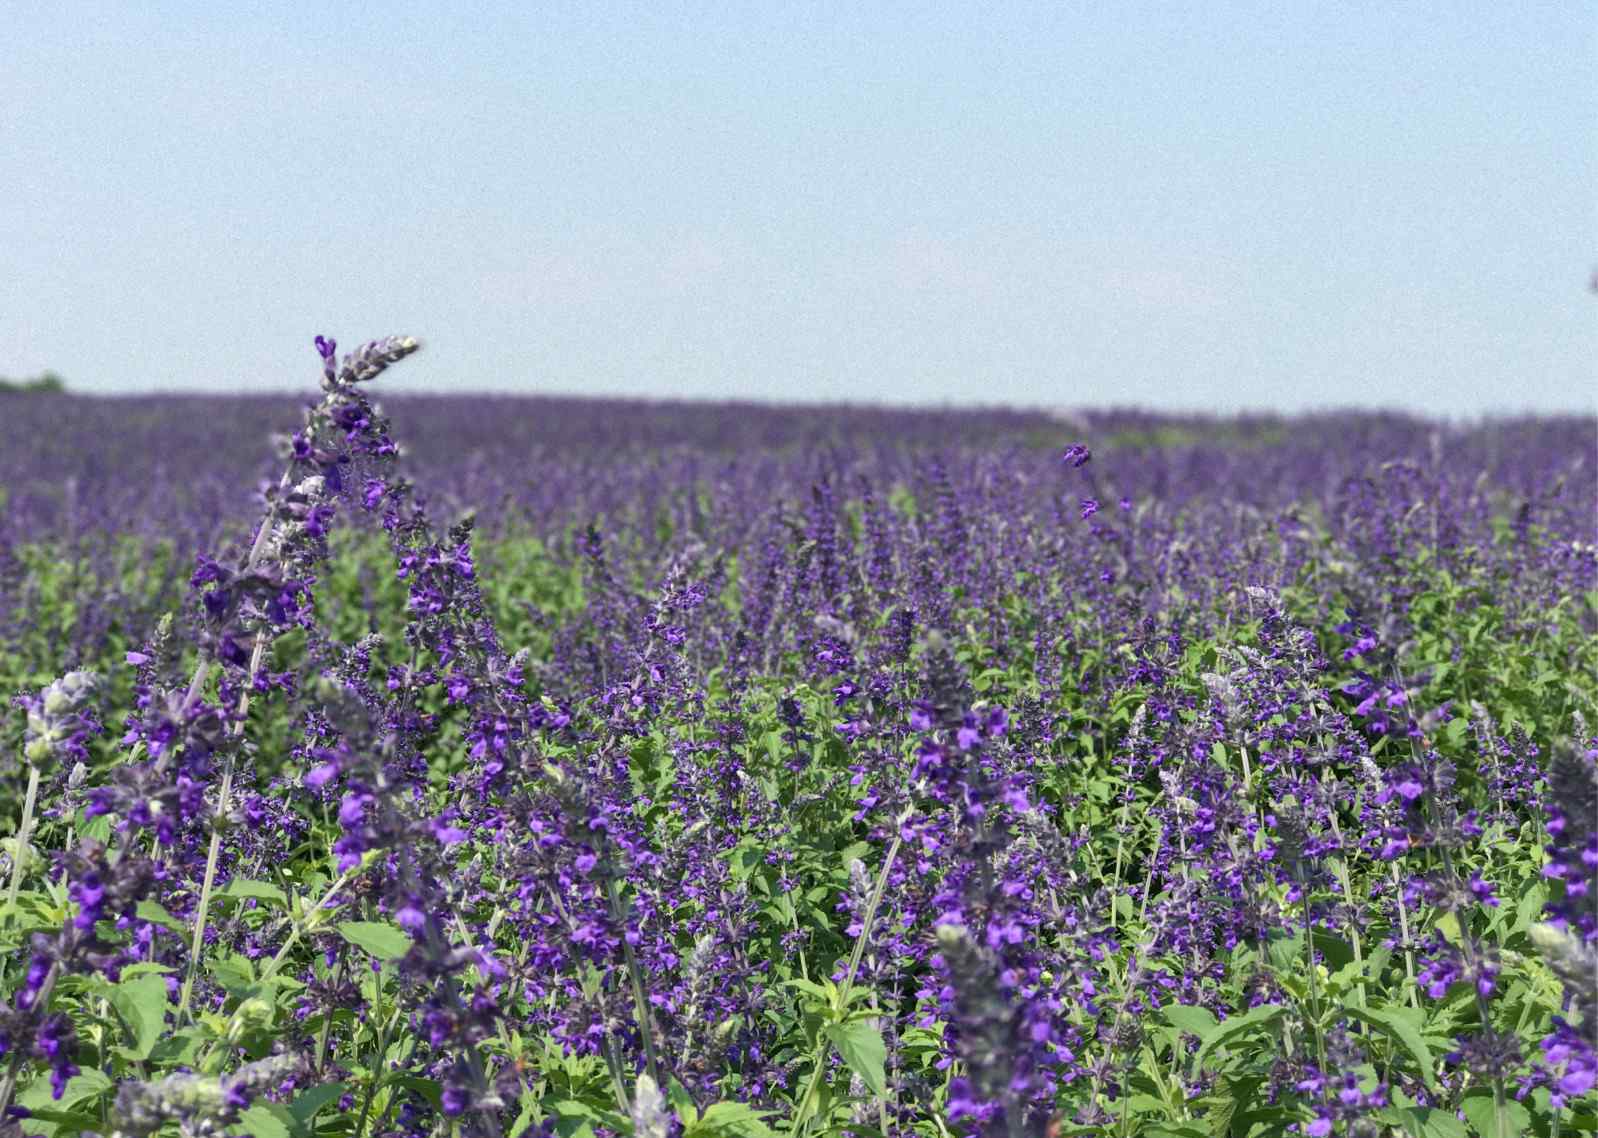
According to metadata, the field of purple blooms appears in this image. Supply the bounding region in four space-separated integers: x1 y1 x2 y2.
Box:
0 338 1594 1138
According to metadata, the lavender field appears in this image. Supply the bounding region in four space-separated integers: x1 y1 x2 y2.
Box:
0 339 1594 1138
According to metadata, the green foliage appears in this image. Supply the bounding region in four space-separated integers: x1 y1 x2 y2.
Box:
336 920 414 962
0 370 66 394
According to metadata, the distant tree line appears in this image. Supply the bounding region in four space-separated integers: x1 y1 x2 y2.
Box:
0 370 66 394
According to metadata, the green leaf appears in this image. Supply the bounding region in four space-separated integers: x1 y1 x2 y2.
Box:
119 961 176 977
1229 1107 1299 1136
18 1067 113 1112
508 1094 541 1138
666 1079 701 1125
106 973 170 1061
337 920 412 961
289 1082 348 1124
147 1025 206 1066
222 878 287 906
1343 1004 1438 1092
385 1073 442 1109
1193 1004 1287 1071
1265 930 1304 972
135 898 185 931
1310 932 1356 973
1459 1092 1532 1138
1375 1106 1470 1138
230 1103 295 1138
693 1101 778 1136
1200 1095 1237 1138
1162 1004 1219 1037
548 1097 612 1138
210 953 256 993
825 1019 887 1099
783 977 835 1003
1512 881 1550 937
11 1105 106 1131
79 813 114 846
1202 1074 1261 1138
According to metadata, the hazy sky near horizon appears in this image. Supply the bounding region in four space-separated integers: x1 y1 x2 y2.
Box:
3 3 1593 414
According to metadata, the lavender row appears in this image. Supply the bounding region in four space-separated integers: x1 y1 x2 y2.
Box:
4 393 1593 546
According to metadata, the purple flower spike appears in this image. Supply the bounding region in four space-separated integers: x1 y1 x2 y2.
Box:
1062 442 1092 468
314 335 337 360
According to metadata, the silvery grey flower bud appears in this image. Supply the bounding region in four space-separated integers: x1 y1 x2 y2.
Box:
630 1074 672 1138
848 857 871 899
1529 922 1598 1020
111 1054 300 1137
335 336 421 386
816 613 859 646
23 670 103 769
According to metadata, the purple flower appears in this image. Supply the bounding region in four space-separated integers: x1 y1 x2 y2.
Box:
32 1016 79 1099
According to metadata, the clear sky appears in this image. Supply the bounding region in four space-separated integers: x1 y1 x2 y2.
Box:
3 2 1593 413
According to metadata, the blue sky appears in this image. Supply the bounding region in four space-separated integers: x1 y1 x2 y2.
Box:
3 2 1592 413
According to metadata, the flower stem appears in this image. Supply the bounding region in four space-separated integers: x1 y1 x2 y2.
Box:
352 1009 395 1138
606 871 662 1090
793 832 901 1136
177 629 270 1024
1296 865 1329 1078
1389 863 1419 1010
4 765 41 919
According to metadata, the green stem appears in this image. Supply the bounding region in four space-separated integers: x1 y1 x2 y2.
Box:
1296 866 1328 1078
869 991 891 1137
259 867 358 984
176 756 236 1023
793 833 902 1135
315 951 343 1075
4 765 41 918
1438 847 1508 1138
176 629 270 1024
602 1035 631 1115
606 872 662 1090
171 471 291 1022
190 866 361 1072
1137 830 1164 928
353 1010 395 1138
787 889 811 983
1109 793 1132 930
1323 807 1366 1009
1087 948 1146 1128
841 835 900 996
1389 863 1419 1011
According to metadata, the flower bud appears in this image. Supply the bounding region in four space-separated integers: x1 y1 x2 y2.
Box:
22 671 103 770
